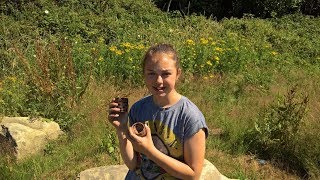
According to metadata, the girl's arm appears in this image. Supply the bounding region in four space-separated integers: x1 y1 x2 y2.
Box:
108 99 137 170
116 128 137 170
129 125 206 180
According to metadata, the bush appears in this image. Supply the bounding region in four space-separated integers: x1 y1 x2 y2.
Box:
0 39 90 130
244 86 311 176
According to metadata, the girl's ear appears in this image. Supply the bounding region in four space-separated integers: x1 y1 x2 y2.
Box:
176 68 182 80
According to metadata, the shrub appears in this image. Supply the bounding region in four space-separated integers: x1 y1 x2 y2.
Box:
4 39 91 130
244 86 310 176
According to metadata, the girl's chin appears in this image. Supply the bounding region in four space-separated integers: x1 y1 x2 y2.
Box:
152 91 166 96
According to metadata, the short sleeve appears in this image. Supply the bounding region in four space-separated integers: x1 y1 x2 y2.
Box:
183 111 208 141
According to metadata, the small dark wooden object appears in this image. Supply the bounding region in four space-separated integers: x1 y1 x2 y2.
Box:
115 97 128 113
132 122 147 137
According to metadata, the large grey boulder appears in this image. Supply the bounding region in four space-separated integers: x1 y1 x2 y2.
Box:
0 116 63 160
78 159 234 180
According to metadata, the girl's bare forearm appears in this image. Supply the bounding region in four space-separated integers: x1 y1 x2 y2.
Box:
116 130 137 170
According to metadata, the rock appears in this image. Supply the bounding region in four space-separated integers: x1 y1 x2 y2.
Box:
77 159 235 180
77 164 129 180
200 159 233 180
0 116 63 160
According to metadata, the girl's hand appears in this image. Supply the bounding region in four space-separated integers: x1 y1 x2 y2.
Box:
108 98 128 130
128 124 155 155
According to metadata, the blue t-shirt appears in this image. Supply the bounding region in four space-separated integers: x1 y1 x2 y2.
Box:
125 95 208 180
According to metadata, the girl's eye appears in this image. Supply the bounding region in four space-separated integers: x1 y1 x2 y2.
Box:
163 72 171 77
148 72 155 75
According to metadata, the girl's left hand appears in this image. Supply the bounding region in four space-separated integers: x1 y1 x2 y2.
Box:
128 124 155 155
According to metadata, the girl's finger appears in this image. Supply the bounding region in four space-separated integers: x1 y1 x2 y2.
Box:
109 107 121 114
144 124 152 138
108 113 119 118
109 102 119 108
128 126 140 142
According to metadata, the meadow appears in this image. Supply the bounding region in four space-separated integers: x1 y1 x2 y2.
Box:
1 0 320 179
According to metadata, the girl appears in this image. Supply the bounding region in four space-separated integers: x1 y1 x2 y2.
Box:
108 44 208 180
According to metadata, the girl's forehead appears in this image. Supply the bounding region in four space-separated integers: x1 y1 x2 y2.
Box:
146 58 176 70
147 52 175 64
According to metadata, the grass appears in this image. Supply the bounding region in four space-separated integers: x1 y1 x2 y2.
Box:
1 0 320 179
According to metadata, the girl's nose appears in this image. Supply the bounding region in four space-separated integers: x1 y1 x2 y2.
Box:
156 75 163 84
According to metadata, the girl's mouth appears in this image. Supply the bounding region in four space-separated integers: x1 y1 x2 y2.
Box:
153 86 165 92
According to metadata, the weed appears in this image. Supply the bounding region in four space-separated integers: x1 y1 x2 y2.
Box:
8 39 91 130
244 85 310 176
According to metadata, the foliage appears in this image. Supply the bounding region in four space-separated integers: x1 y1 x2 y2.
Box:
244 86 311 176
0 76 27 115
1 39 90 130
98 132 118 159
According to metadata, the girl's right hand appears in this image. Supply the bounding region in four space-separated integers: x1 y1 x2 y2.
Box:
108 98 128 130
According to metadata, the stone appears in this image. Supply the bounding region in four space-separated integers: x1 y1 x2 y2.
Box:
77 159 235 180
200 159 233 180
0 116 63 160
77 164 129 180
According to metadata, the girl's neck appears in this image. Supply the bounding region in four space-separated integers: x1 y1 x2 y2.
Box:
152 91 181 108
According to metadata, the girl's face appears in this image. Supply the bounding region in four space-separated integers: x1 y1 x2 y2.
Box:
144 52 181 102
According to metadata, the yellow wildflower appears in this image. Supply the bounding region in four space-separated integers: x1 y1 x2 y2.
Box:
211 42 217 46
271 51 278 55
209 74 214 78
200 64 204 68
136 44 145 49
109 46 117 52
122 42 134 49
98 56 104 61
206 61 213 66
200 38 209 45
186 39 195 46
115 50 123 55
234 47 239 51
203 76 208 80
129 57 133 62
215 47 223 52
214 56 220 61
